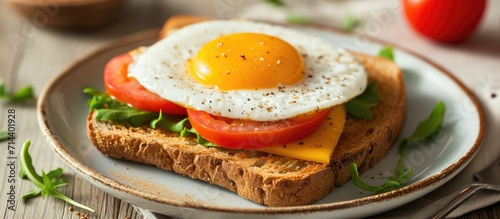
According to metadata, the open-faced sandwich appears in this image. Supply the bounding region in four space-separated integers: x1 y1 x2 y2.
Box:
85 15 406 207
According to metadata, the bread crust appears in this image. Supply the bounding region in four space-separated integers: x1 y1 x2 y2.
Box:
86 15 406 207
88 116 335 206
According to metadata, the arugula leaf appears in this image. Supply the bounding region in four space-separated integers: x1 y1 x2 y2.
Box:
94 108 158 127
0 81 35 103
350 102 446 193
19 140 94 212
84 86 159 126
0 131 8 141
345 82 379 119
0 82 7 99
342 13 358 31
181 128 219 147
20 188 42 199
262 0 311 25
21 179 68 199
21 168 67 199
264 0 285 7
345 99 376 119
84 87 128 112
409 102 446 141
85 87 165 127
20 141 44 187
350 164 401 192
11 86 34 103
82 86 103 96
287 13 312 25
151 112 189 133
19 162 27 179
356 83 379 103
346 48 393 119
84 87 220 147
378 46 394 61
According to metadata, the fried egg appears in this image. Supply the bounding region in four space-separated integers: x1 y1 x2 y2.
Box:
128 20 367 121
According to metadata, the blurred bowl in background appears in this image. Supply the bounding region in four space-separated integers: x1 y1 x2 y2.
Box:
6 0 126 31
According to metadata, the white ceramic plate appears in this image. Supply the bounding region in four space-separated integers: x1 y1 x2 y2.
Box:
37 27 485 219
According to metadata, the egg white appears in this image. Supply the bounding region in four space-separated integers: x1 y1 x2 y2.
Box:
128 20 367 121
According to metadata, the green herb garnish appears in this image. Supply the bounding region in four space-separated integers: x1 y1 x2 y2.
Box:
84 87 158 126
345 82 379 119
342 13 358 31
20 140 94 212
0 82 7 98
180 128 219 147
378 46 394 61
0 131 8 141
20 168 68 199
0 81 35 103
345 46 395 119
350 102 446 193
287 13 312 25
408 102 446 141
11 86 34 103
94 108 158 127
150 112 189 133
84 87 217 146
262 0 312 25
83 87 128 112
264 0 285 7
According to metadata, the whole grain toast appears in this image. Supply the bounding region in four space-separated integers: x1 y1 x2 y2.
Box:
86 15 406 207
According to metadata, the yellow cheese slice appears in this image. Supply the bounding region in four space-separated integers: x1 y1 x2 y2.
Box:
259 105 346 164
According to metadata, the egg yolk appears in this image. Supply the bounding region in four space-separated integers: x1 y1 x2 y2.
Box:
189 33 305 90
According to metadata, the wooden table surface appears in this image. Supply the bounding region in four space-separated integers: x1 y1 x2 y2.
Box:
1 0 499 219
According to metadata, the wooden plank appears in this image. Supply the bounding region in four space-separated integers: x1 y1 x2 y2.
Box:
0 1 142 218
0 0 499 219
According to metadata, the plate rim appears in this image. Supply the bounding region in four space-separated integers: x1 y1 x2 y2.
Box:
36 26 486 215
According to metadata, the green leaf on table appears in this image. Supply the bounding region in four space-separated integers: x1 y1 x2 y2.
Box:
287 13 312 25
342 13 358 31
0 131 8 142
264 0 285 7
0 81 35 103
20 187 43 199
19 140 95 212
378 46 394 61
0 82 8 99
263 0 311 25
10 85 34 103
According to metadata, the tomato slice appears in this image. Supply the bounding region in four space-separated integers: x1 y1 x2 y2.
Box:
187 109 330 149
104 53 187 114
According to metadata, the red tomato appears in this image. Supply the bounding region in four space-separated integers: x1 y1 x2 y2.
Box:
187 109 330 149
403 0 486 43
104 53 187 114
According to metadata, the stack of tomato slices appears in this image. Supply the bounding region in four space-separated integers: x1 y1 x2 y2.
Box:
104 53 329 149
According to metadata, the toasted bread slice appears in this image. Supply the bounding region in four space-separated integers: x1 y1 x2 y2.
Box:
86 15 406 207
